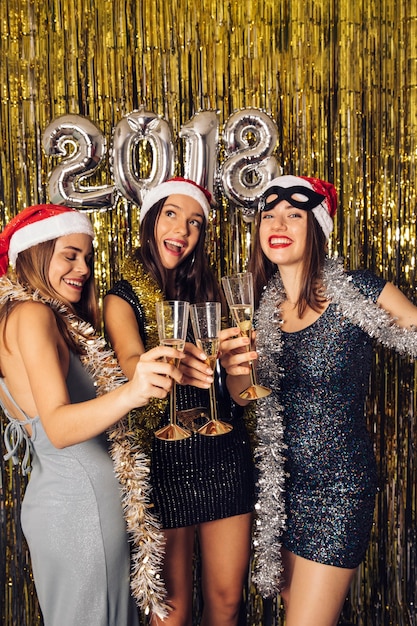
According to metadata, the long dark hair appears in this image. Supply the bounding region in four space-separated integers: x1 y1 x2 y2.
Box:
135 198 223 305
248 210 327 315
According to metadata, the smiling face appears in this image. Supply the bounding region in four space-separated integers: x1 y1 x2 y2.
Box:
154 194 205 270
48 233 93 303
259 199 308 270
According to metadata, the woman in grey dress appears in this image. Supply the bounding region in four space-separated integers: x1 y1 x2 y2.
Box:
0 204 185 626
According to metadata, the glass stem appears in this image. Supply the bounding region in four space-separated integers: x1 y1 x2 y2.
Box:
170 382 177 425
247 339 259 387
209 382 218 422
249 363 258 387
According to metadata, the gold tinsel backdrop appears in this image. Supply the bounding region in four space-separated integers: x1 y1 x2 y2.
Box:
1 0 416 624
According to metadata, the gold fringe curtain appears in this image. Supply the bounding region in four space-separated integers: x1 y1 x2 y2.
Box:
0 1 416 624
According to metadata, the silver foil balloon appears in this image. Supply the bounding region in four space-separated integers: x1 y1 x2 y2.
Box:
220 108 281 221
111 107 175 206
42 114 116 209
180 110 219 197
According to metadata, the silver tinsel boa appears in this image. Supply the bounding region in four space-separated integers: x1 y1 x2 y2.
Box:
0 277 169 620
252 257 417 598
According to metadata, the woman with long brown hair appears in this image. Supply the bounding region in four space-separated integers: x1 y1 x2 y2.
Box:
220 174 417 626
0 204 185 626
104 178 255 626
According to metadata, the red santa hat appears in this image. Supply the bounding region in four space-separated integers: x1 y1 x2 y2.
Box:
259 175 337 239
140 177 212 224
0 204 94 275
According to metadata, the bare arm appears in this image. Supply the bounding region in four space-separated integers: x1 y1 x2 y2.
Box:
104 293 213 389
104 293 145 380
377 282 417 328
3 301 184 448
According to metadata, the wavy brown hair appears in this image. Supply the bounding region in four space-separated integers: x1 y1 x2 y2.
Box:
135 198 224 306
1 239 98 354
248 210 327 316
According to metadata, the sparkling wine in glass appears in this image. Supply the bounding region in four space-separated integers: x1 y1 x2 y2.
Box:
190 302 233 436
221 272 271 400
155 300 191 441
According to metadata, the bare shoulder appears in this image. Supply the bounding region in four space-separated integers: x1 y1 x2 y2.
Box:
5 301 60 346
11 300 58 326
104 293 135 319
104 293 140 341
0 300 69 418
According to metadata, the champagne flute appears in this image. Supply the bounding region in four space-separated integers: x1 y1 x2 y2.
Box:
190 302 233 436
154 300 191 441
221 272 272 400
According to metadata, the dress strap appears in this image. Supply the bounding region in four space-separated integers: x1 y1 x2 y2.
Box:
0 378 33 476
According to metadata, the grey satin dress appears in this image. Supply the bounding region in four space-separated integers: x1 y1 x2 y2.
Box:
1 352 139 626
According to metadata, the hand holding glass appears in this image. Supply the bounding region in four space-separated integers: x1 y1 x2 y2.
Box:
155 300 191 441
190 302 233 436
221 272 271 400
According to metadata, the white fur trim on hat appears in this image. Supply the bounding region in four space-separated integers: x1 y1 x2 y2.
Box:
140 180 211 223
9 211 94 267
262 175 334 239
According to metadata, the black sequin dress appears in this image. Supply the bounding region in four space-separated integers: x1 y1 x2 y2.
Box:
107 278 255 529
279 270 386 568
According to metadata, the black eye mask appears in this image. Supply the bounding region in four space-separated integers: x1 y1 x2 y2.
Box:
259 185 326 212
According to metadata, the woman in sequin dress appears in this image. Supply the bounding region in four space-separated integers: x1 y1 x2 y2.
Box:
104 178 255 626
0 205 185 626
220 175 417 626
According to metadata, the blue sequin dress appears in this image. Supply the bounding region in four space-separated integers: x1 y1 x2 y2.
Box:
279 270 386 568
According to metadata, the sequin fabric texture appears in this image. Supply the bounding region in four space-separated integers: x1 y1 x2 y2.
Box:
279 270 386 568
107 279 255 529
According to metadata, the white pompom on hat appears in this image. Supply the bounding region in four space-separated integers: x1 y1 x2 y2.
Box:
260 175 338 239
139 177 212 224
0 204 94 275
